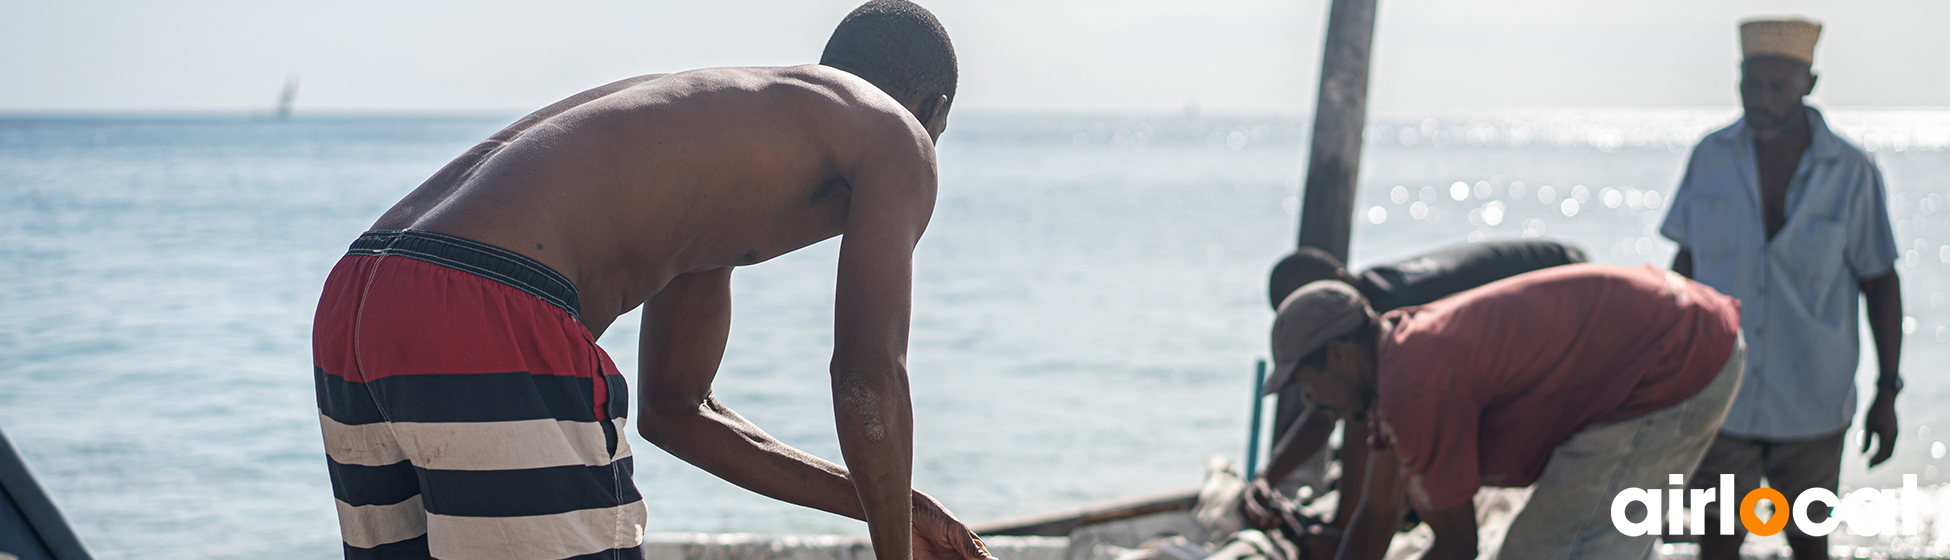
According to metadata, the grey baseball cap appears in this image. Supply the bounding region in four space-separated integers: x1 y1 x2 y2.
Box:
1265 280 1374 395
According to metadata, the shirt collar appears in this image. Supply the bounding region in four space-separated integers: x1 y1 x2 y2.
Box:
1728 105 1846 160
1801 106 1847 160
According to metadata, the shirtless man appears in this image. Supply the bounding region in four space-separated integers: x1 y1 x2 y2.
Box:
311 2 994 559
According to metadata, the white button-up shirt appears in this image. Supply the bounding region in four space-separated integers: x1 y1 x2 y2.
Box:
1660 106 1899 440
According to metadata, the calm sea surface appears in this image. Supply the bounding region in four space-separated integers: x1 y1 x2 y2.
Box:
2 109 1948 559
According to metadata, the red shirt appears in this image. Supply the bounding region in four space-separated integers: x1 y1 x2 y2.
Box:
1373 264 1740 512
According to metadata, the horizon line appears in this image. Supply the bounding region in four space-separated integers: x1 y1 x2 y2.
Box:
5 105 1950 120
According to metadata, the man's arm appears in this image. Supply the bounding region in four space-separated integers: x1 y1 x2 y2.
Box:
1335 445 1405 560
1417 502 1478 560
1257 408 1338 491
637 264 988 560
1671 248 1694 278
1861 269 1903 467
825 112 940 560
636 267 872 518
1248 408 1365 538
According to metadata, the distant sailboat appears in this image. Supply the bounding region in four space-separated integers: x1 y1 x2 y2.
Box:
276 76 299 119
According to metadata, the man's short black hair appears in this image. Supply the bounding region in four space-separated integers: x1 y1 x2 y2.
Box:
820 0 958 106
1268 247 1347 310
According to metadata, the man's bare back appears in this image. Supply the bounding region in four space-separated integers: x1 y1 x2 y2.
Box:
314 4 990 558
362 62 983 560
371 65 940 338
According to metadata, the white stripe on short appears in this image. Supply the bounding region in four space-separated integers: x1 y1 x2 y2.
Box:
322 413 630 470
426 500 648 560
336 494 428 549
319 412 407 466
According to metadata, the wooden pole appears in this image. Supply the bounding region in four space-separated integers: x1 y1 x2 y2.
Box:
1295 0 1377 259
1274 0 1379 444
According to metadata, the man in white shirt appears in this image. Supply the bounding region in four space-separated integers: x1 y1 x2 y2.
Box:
1660 18 1906 560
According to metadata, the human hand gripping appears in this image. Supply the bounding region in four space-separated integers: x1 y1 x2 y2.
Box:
1238 478 1293 531
911 492 996 560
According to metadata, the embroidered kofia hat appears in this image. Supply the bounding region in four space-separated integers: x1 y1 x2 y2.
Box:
1740 18 1822 64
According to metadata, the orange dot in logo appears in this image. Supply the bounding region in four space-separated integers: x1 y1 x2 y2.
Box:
1739 488 1790 536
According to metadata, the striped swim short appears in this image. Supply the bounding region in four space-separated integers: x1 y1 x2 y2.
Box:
312 230 646 560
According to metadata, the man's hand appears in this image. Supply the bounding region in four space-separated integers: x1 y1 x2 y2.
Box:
1863 391 1899 468
1239 479 1293 531
911 492 995 560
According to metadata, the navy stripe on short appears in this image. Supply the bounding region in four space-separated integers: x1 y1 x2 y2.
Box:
421 457 639 518
329 456 640 518
562 546 646 560
343 535 640 560
330 458 419 508
316 368 602 425
316 366 386 425
344 534 430 560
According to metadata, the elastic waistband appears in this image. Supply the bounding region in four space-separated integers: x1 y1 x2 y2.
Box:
348 230 581 319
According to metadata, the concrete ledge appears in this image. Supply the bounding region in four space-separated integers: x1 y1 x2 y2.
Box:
643 533 1069 560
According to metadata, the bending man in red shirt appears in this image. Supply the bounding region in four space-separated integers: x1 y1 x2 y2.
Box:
1268 264 1744 560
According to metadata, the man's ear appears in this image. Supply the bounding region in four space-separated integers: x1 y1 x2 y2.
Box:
920 94 951 139
1324 338 1357 372
1326 336 1376 377
1803 72 1819 97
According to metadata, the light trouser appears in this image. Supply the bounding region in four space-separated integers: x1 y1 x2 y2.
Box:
1494 333 1746 560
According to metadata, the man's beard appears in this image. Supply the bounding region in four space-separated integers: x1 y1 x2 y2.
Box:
1748 105 1801 135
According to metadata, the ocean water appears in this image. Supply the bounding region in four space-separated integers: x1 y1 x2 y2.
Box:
1 108 1948 559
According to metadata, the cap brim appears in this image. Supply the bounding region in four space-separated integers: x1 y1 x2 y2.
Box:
1262 357 1299 396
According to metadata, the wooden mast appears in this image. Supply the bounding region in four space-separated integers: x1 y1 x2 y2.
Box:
974 1 1388 536
1273 0 1380 443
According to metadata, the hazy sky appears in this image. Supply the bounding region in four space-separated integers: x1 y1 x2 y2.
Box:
2 0 1944 114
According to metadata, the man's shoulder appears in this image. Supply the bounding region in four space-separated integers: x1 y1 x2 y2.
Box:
612 66 928 161
1672 121 1752 197
763 66 933 151
616 66 913 127
758 66 919 124
1810 129 1879 172
1688 119 1746 156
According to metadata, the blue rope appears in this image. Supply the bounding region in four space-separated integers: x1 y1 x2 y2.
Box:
1245 358 1268 481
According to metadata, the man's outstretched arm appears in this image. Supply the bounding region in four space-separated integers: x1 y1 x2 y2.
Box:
825 108 946 560
1336 447 1407 560
636 267 871 518
1257 407 1338 490
637 265 988 560
1417 501 1478 560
